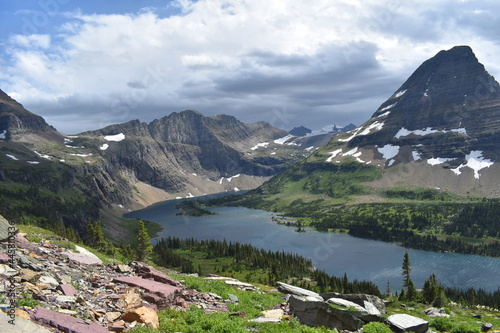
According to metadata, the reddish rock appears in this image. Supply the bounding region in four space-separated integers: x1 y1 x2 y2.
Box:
0 252 10 263
63 251 102 265
113 276 182 309
59 284 78 296
32 306 108 333
131 261 183 287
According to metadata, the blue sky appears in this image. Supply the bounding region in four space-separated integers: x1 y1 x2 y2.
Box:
1 0 500 134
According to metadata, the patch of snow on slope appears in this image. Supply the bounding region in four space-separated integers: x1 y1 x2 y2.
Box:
251 142 269 150
453 151 494 179
0 130 6 139
274 134 294 145
186 193 195 198
99 144 109 150
6 154 18 160
395 89 407 98
427 157 456 166
343 148 358 157
27 161 40 165
326 149 343 162
377 145 400 159
234 187 240 192
338 128 361 142
395 127 467 139
104 133 125 142
388 159 395 167
412 151 422 161
358 121 384 136
227 174 240 182
380 103 397 112
70 153 92 157
34 151 52 159
305 146 315 151
377 111 391 118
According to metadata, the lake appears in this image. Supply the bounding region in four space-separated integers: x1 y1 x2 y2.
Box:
125 193 500 293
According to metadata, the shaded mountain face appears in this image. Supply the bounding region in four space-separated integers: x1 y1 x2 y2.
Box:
0 89 60 142
302 46 500 197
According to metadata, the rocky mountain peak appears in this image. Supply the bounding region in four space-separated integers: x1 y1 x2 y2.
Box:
0 89 58 140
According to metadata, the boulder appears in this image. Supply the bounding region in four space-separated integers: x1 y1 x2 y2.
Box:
32 305 109 333
326 297 367 312
0 264 17 277
113 276 182 309
320 292 386 314
122 306 159 329
62 247 102 265
386 314 429 333
38 275 59 287
288 294 326 327
0 309 52 333
423 307 450 318
59 284 78 297
0 252 10 264
277 282 323 301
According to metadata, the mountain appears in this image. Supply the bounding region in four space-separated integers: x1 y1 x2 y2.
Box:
289 126 312 136
250 46 500 204
0 97 323 240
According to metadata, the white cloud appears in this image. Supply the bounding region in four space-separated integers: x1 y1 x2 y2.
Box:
1 0 500 133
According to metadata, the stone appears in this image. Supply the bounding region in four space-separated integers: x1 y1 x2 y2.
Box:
249 317 281 323
386 314 429 333
320 292 386 314
62 248 102 265
262 309 284 320
423 307 450 317
0 264 17 277
0 214 17 242
32 305 109 333
224 279 258 290
113 276 182 309
38 275 59 287
117 264 132 273
131 261 183 286
118 289 144 310
18 268 40 283
59 283 78 296
122 306 159 329
277 282 323 300
326 298 368 312
0 309 52 333
228 293 239 303
106 312 122 322
482 323 494 332
56 295 77 303
0 252 10 264
15 309 31 320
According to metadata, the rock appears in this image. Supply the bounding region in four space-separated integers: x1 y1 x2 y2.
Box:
117 289 144 310
38 275 59 287
0 252 10 264
106 312 122 322
18 268 40 283
482 323 494 332
326 298 368 312
277 281 323 300
386 314 429 333
113 276 182 309
224 279 258 290
59 284 78 296
262 309 284 320
287 294 327 327
32 305 109 333
0 309 52 333
249 317 282 323
117 264 132 273
0 214 16 242
423 307 450 318
321 292 386 314
15 309 31 320
131 261 182 287
62 247 102 265
55 295 77 304
0 264 17 277
122 306 159 329
228 293 239 303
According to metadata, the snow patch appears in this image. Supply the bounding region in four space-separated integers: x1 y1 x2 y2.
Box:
34 151 52 159
427 157 456 166
377 145 400 159
412 151 422 161
395 127 467 139
0 130 6 139
452 151 494 179
186 193 195 198
326 149 343 162
227 174 240 182
380 103 397 112
387 159 395 167
6 154 18 160
271 152 276 155
99 144 109 151
70 153 92 157
395 89 407 98
358 121 384 136
27 161 40 165
377 111 391 118
234 187 240 192
274 134 294 145
338 128 361 142
104 133 125 142
251 142 269 150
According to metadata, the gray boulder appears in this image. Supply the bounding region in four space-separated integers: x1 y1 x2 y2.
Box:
386 314 429 333
277 281 323 301
321 292 386 314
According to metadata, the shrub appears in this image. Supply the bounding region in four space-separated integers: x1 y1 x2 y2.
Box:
431 317 454 332
363 322 393 333
451 323 481 333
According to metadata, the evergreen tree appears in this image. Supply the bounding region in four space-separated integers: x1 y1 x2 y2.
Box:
402 252 416 300
137 220 153 261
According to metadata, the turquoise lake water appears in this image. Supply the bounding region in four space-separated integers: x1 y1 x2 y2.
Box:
125 193 500 292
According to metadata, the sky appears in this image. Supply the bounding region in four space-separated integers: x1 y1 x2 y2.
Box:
1 0 500 134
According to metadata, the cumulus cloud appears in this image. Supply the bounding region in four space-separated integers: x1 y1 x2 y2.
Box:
1 0 500 133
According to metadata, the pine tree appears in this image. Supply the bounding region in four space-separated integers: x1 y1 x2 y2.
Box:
402 252 416 300
136 220 153 261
